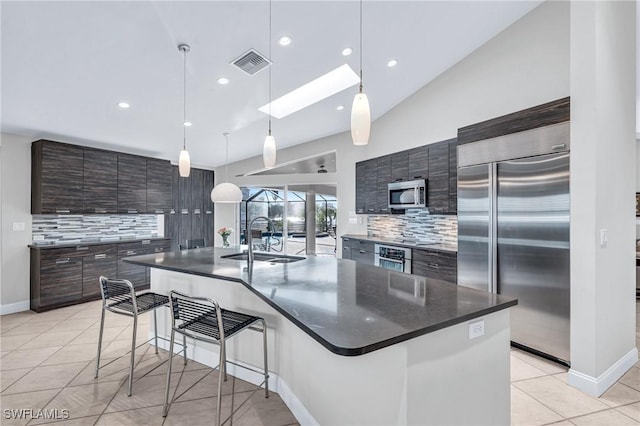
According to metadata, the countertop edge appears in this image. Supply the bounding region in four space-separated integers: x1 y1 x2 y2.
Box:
29 237 172 249
341 234 458 253
123 256 516 357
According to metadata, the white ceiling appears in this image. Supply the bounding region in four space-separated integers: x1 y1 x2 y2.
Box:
1 1 544 168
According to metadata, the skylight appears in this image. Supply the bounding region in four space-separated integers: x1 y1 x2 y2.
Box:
258 64 360 119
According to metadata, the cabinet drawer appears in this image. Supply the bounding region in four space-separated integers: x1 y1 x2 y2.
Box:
39 255 83 306
351 248 375 265
352 239 375 253
412 249 457 283
150 239 171 254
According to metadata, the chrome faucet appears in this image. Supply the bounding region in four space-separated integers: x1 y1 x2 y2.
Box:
247 216 275 265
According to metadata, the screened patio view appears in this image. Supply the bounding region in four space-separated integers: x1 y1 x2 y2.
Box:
239 187 337 256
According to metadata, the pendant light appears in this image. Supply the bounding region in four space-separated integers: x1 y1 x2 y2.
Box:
178 43 191 177
263 0 277 168
211 133 243 203
351 0 371 146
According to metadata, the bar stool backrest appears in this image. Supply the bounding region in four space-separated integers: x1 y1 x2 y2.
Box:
169 291 226 342
99 276 137 312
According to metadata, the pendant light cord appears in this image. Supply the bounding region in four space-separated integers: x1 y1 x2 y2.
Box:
359 0 363 93
182 46 187 150
224 133 230 182
268 0 273 136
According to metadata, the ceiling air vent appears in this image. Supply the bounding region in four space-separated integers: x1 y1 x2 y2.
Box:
231 49 271 76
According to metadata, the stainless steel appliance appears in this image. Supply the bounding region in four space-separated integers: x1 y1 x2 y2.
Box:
375 244 412 273
388 180 426 210
457 122 570 365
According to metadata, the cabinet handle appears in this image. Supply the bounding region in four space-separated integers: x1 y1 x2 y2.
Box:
428 263 439 269
343 238 350 241
194 209 201 214
55 209 70 213
154 248 163 253
76 246 89 251
95 209 107 214
155 209 163 214
169 209 176 215
367 208 375 212
126 250 136 255
128 210 137 214
552 143 566 151
343 247 349 251
94 254 107 259
181 209 189 215
56 258 70 264
206 211 213 214
359 250 366 254
141 240 151 245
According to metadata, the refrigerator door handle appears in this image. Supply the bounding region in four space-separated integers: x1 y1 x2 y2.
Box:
490 162 498 294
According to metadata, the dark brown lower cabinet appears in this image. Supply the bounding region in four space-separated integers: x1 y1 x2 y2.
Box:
34 248 83 311
82 245 117 297
412 249 457 284
30 238 172 312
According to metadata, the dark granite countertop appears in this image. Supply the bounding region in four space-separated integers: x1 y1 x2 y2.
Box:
341 233 458 253
123 246 516 356
29 236 171 249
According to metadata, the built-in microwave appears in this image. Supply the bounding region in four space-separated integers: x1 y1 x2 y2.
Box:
388 179 426 209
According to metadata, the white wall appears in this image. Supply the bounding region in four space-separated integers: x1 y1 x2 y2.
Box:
219 1 570 253
569 0 638 396
0 133 33 314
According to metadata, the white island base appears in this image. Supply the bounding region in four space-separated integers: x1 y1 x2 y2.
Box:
150 269 511 426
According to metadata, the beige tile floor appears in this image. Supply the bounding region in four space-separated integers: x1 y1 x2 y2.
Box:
0 299 638 425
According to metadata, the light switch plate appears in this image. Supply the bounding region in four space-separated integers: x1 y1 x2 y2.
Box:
469 320 485 339
12 222 25 232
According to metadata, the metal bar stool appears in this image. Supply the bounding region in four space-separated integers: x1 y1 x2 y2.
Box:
162 290 269 426
94 276 186 396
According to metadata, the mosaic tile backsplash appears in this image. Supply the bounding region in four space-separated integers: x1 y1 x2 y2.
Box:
367 210 457 245
32 215 161 245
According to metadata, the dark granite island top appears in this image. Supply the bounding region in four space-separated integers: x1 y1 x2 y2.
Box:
124 246 516 356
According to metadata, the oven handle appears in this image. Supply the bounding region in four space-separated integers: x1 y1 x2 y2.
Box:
379 257 404 264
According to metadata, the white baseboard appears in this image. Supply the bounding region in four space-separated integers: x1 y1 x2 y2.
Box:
0 300 30 315
155 337 319 426
568 347 639 396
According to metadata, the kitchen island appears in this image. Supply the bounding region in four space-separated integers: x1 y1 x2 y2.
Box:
124 247 517 425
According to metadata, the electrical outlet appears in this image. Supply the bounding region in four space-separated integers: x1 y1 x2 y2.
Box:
468 320 485 339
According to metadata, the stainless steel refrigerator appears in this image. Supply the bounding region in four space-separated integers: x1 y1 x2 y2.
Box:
457 122 570 365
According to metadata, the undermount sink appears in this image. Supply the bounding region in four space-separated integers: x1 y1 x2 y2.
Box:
221 252 306 263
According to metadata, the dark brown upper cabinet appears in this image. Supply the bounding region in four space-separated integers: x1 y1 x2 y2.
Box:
32 140 84 214
202 170 214 215
355 162 366 214
117 153 147 214
376 155 391 214
427 141 451 213
189 168 204 214
146 158 172 214
83 148 117 214
408 146 429 180
390 151 409 182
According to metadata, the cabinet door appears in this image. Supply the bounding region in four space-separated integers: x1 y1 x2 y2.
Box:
146 159 172 214
390 151 409 182
202 170 214 216
39 248 83 308
178 213 192 248
82 245 117 298
189 168 204 214
364 159 378 214
427 142 450 213
204 211 214 247
341 246 352 260
178 171 192 214
355 162 366 214
190 213 205 244
448 140 458 213
166 213 179 251
117 242 148 289
376 155 391 214
351 248 375 265
408 146 429 180
83 148 117 214
150 239 171 254
117 154 147 213
32 141 84 214
171 166 180 214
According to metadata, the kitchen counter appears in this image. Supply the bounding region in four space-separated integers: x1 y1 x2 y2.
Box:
124 246 515 425
341 233 457 253
124 246 514 356
28 236 170 249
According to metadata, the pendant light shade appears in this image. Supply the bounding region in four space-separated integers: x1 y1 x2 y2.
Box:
211 133 243 203
263 0 277 168
263 134 276 168
351 91 371 146
211 182 243 203
178 149 191 177
351 0 370 146
178 43 191 177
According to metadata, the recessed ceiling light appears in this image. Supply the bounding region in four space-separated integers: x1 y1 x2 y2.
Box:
259 64 360 119
342 47 353 56
118 102 130 109
387 59 398 68
279 36 292 46
184 121 192 127
217 77 229 85
337 105 344 111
